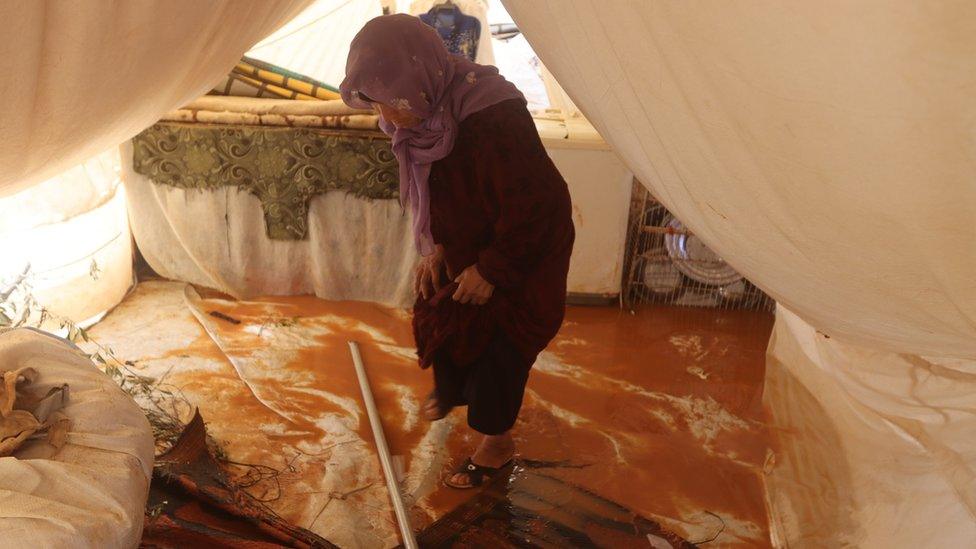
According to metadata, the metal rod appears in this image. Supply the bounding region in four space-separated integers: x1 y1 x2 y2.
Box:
639 250 724 264
347 341 418 549
642 225 693 236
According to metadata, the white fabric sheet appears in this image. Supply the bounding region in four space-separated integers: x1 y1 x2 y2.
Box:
0 328 154 549
504 0 976 358
0 0 311 196
765 307 976 547
122 141 420 307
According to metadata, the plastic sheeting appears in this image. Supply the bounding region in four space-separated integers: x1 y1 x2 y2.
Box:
765 307 976 547
247 0 384 89
504 0 976 358
491 34 549 111
0 0 311 196
0 328 154 548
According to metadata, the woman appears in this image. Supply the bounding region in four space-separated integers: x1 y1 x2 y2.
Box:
341 15 574 489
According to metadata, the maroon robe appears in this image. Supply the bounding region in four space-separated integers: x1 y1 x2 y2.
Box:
413 98 575 384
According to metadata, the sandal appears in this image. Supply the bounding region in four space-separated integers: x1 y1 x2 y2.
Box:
444 457 514 489
422 391 452 421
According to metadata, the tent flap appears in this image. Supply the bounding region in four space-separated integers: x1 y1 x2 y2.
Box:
504 0 976 358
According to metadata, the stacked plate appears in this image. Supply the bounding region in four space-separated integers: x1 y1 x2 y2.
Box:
663 216 743 287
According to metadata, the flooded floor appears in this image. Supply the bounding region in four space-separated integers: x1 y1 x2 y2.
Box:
88 280 773 547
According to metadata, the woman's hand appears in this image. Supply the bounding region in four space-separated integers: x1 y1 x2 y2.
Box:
415 245 446 300
452 265 494 305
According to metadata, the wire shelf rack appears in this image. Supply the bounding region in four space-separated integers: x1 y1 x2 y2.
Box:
622 182 775 313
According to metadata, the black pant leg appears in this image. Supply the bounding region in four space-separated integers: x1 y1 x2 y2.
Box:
431 346 468 408
463 333 533 436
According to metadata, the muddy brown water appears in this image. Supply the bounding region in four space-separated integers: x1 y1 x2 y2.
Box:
120 285 774 546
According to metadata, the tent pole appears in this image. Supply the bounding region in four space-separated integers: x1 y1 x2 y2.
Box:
347 341 418 549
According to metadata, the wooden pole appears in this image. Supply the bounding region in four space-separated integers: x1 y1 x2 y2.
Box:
347 341 418 549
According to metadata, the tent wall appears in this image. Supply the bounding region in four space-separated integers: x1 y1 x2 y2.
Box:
765 307 976 547
0 151 133 328
1 0 310 196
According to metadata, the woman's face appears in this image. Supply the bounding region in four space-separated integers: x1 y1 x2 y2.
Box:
373 102 422 129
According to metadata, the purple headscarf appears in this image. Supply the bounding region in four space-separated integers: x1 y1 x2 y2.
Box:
340 14 524 256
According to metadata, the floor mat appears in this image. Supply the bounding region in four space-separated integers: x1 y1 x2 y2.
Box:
416 460 696 548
